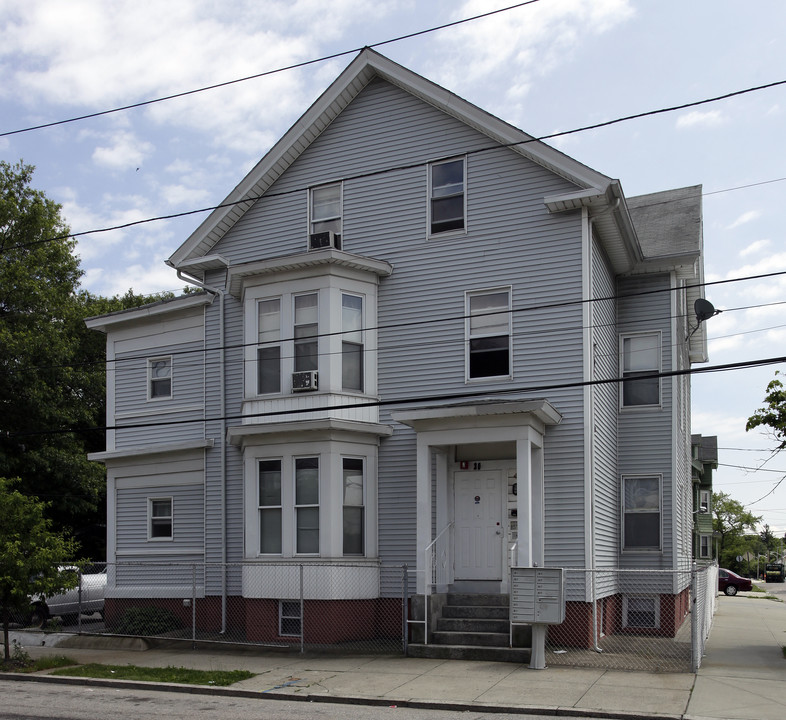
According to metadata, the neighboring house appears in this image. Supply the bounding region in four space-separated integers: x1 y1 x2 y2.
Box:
691 434 718 562
86 49 709 653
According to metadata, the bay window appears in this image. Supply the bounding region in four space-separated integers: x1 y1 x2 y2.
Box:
295 457 319 554
342 294 363 391
342 458 364 555
257 299 282 394
259 460 283 554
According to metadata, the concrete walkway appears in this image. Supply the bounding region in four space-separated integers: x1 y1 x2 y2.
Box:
4 594 785 719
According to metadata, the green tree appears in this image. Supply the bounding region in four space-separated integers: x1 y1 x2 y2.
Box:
746 370 786 449
0 161 177 559
0 478 79 662
712 491 761 571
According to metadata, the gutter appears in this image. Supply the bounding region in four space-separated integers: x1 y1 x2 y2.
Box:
174 263 229 635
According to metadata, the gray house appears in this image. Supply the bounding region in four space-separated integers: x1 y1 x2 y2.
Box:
87 49 708 652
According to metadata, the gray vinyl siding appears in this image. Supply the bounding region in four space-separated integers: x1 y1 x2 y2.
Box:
115 482 204 556
591 234 620 570
207 77 591 587
617 273 674 569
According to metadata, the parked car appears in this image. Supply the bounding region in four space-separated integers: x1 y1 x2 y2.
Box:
24 565 107 627
765 563 785 583
718 568 752 596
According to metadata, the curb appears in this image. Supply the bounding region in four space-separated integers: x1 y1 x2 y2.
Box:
0 671 685 720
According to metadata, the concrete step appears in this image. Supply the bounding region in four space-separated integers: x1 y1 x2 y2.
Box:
435 617 509 634
441 604 509 620
446 593 509 606
407 643 531 663
431 630 510 647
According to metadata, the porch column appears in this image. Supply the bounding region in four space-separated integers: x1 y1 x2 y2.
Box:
515 434 533 567
415 435 432 594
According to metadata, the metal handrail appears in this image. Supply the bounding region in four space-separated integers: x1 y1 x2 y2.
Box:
417 522 453 645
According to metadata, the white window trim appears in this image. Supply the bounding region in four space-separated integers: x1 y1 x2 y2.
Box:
148 496 173 542
148 356 173 401
427 156 467 239
621 474 662 553
342 456 365 557
699 534 711 559
279 599 302 637
258 458 283 556
622 595 660 629
308 181 343 239
465 286 512 383
619 331 662 410
294 455 320 556
256 297 282 396
243 441 378 561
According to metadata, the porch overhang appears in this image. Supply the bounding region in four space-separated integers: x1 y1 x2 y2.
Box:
391 398 562 433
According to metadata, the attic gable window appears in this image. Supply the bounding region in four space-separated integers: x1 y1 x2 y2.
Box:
429 158 465 235
310 183 342 237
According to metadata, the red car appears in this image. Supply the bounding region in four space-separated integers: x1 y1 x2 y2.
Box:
718 568 752 596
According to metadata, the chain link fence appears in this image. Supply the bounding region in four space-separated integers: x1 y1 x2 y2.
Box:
543 565 717 672
13 562 716 671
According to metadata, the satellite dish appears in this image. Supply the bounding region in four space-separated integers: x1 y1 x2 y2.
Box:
694 298 717 322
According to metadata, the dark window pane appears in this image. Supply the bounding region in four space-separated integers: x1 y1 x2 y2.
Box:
623 373 659 405
258 346 281 394
258 461 281 505
342 341 363 391
624 512 660 549
431 196 464 233
296 507 319 553
294 325 318 372
469 336 509 377
343 506 364 555
260 508 282 554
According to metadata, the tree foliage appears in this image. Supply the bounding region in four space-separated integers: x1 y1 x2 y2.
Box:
0 161 176 559
712 491 761 571
746 371 786 450
0 477 79 661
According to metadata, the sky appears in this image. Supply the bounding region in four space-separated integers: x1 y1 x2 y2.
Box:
1 0 785 538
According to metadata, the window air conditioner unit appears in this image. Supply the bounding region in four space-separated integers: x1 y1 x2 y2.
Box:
292 370 318 392
308 231 341 251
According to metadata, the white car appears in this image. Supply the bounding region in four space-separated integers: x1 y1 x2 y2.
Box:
27 565 107 627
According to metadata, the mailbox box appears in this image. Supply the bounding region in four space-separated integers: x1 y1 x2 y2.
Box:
510 567 565 625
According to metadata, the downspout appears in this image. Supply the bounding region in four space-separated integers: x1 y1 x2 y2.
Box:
176 267 228 634
587 197 619 654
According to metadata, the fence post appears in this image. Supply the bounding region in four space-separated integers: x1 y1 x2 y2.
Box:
192 564 197 649
690 562 699 673
299 564 305 655
402 564 408 655
77 569 83 635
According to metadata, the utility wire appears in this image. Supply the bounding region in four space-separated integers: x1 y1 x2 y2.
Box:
6 270 786 376
0 1 543 139
4 100 786 253
8 354 786 438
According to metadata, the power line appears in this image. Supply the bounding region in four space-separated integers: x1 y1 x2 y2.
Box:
6 270 786 376
5 101 786 253
8 353 786 438
0 1 543 139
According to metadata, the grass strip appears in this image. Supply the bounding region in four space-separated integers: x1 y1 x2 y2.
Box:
51 663 254 686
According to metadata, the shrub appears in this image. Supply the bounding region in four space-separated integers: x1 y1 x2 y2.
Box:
112 606 182 636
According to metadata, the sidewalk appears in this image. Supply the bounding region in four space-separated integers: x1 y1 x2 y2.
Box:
5 594 785 719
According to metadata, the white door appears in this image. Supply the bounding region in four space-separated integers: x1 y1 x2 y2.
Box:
453 470 504 580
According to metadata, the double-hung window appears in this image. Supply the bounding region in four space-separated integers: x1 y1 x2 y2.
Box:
429 158 465 234
342 458 364 555
149 497 173 540
294 294 318 374
467 289 511 379
622 475 661 551
621 333 660 407
258 299 282 394
259 460 282 554
699 535 710 559
310 183 342 237
295 457 319 554
149 357 172 399
342 294 363 391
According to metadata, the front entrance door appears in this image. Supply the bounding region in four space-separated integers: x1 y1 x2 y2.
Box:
453 470 504 581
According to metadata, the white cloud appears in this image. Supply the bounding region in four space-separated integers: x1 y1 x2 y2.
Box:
160 184 211 208
739 239 770 257
675 110 725 129
92 131 154 170
431 0 634 105
726 210 761 230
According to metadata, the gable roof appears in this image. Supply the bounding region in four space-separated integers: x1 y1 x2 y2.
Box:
167 48 618 269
